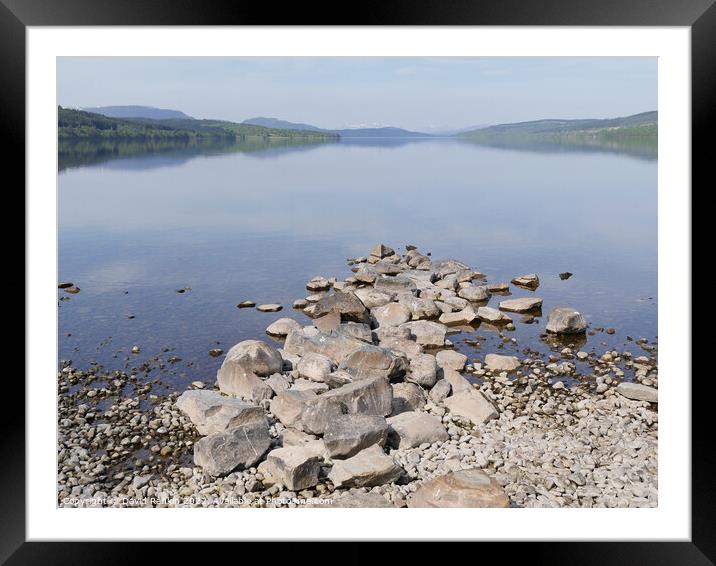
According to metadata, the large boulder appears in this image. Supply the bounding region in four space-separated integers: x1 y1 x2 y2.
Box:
323 414 390 458
217 365 274 402
328 445 402 488
320 376 394 417
443 391 498 425
499 297 543 312
218 340 283 377
616 382 658 403
175 390 265 435
387 411 448 449
390 382 427 415
193 420 271 477
484 353 521 373
545 307 587 334
283 327 367 364
400 321 448 347
265 446 322 490
296 352 335 382
407 353 438 388
408 469 510 508
338 345 408 381
312 291 369 323
372 302 412 327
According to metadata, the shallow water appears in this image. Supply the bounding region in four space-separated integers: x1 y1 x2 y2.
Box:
58 137 657 389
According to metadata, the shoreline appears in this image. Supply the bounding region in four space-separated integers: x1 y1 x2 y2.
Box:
58 244 658 508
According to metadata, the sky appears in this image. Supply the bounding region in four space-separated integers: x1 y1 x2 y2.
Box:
57 57 657 131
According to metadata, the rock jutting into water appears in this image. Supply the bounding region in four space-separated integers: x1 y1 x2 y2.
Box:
57 242 658 509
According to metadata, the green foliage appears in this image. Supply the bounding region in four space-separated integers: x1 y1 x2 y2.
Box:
58 107 338 141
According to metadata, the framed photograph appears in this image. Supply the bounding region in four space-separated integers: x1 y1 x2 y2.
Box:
9 0 709 560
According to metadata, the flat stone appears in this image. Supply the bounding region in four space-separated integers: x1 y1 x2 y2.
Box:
477 306 512 323
328 445 402 488
193 420 271 477
484 353 521 373
511 273 540 290
266 317 301 337
616 382 658 403
323 414 390 458
175 390 265 435
400 320 448 347
499 297 543 313
354 288 393 309
306 276 332 292
257 304 283 312
312 491 396 508
387 411 448 449
439 305 478 326
545 307 588 334
374 275 417 295
443 391 498 425
408 469 509 508
237 300 255 308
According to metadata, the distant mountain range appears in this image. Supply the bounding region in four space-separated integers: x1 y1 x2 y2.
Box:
82 105 195 120
64 106 657 143
458 111 657 140
242 117 433 138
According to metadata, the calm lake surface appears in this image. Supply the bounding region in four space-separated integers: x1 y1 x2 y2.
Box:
58 138 657 390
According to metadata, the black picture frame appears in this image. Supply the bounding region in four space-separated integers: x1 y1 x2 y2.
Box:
6 0 707 561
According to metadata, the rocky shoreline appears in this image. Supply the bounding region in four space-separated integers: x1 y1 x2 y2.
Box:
58 243 658 508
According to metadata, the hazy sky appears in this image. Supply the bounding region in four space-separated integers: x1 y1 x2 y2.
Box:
57 57 657 131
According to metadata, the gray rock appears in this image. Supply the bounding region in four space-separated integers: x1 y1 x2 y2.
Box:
354 288 393 309
284 327 367 364
323 414 390 458
218 340 283 377
458 285 491 302
484 353 521 373
270 390 319 430
320 376 394 417
443 391 498 425
374 275 417 295
266 317 301 337
511 273 540 290
338 345 408 381
441 369 473 395
429 379 452 403
175 390 265 435
312 291 369 323
408 469 509 507
372 302 412 327
306 276 332 292
616 382 658 403
256 304 283 312
407 353 438 388
296 352 335 382
400 320 448 347
265 446 322 490
545 307 588 334
193 420 271 477
398 296 441 320
439 305 478 326
339 322 373 343
328 445 402 488
499 297 543 312
477 306 512 323
266 374 291 395
431 259 471 278
370 243 395 259
387 411 449 449
313 491 396 508
391 382 427 415
217 365 274 402
436 350 468 371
